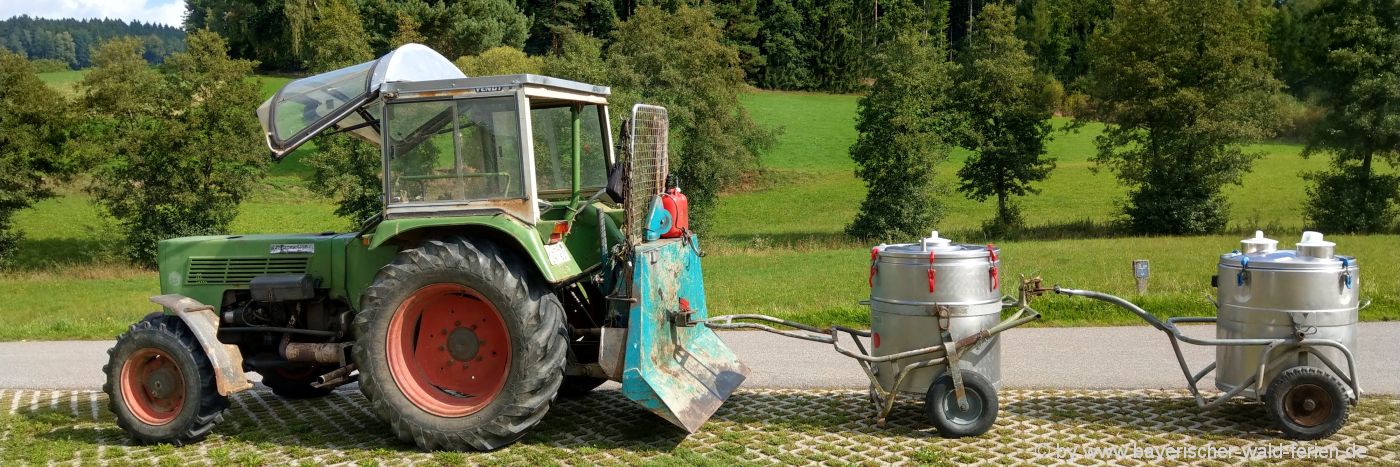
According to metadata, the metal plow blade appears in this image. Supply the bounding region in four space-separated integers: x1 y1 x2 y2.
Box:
620 238 750 433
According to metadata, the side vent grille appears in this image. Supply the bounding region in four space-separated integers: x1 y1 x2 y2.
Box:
185 257 310 285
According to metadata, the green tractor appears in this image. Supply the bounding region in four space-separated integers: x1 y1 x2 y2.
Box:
103 44 748 450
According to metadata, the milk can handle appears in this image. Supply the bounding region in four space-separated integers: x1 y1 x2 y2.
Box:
987 244 1000 291
927 250 937 292
1236 256 1250 287
1340 257 1353 289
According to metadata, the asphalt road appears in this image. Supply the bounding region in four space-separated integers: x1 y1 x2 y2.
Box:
1 322 1396 394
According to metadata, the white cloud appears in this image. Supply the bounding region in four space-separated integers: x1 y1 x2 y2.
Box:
0 0 185 27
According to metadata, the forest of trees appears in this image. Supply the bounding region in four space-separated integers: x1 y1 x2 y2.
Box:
0 0 1396 266
0 16 185 69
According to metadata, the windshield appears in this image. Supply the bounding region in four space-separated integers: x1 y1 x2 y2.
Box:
255 43 466 158
385 97 526 205
269 61 374 145
531 104 608 194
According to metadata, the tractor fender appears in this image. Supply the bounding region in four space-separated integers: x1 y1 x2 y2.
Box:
366 215 585 284
149 294 253 396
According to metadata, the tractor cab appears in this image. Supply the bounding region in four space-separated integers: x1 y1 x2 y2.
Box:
257 43 613 224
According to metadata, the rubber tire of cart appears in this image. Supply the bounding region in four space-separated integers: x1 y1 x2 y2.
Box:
925 370 998 438
260 365 336 399
1265 366 1350 440
103 314 229 445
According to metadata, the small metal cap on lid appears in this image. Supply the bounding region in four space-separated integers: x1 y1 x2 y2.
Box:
1296 231 1336 259
1239 230 1278 254
921 230 953 251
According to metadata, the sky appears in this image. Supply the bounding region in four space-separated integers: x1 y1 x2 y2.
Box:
0 0 185 27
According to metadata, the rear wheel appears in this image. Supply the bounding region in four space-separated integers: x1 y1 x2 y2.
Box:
924 370 998 438
354 238 567 451
1266 366 1349 440
103 315 228 445
259 365 335 399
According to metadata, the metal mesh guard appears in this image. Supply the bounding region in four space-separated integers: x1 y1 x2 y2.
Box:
624 104 669 246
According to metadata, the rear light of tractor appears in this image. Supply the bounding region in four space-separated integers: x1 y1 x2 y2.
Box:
548 222 570 244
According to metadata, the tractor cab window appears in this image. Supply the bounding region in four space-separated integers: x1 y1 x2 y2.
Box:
531 104 608 196
385 96 525 205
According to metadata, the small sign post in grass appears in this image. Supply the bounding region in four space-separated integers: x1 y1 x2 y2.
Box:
1134 260 1150 295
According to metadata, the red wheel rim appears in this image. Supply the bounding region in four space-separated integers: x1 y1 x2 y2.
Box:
387 283 512 417
1283 383 1333 427
119 348 185 425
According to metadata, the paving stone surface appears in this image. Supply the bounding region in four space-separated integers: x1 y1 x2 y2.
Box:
0 387 1395 465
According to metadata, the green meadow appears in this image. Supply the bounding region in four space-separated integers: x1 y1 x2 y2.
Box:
0 73 1394 340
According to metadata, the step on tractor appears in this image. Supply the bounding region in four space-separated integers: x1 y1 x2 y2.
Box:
103 44 748 451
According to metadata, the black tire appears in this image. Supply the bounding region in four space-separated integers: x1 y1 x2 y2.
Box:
103 314 229 445
558 375 608 397
924 370 998 438
259 365 335 399
353 237 568 451
1266 366 1350 440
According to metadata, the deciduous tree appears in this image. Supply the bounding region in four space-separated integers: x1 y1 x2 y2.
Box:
0 50 74 266
606 5 775 232
1298 0 1400 233
455 46 544 76
953 3 1054 232
303 0 373 72
81 31 266 266
302 134 384 229
846 15 961 240
1081 0 1283 234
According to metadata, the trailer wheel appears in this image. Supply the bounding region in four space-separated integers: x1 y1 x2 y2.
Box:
925 370 998 438
103 315 229 445
1266 366 1349 440
260 365 335 399
354 237 567 451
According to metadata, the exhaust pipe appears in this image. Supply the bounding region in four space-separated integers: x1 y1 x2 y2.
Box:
279 340 350 366
311 364 357 389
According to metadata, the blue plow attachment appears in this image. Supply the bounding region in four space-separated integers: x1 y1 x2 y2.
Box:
620 236 750 433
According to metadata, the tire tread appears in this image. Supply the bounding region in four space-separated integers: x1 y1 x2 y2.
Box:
103 315 229 445
353 236 567 451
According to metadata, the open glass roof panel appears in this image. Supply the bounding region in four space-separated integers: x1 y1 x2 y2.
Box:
268 61 373 144
256 43 465 159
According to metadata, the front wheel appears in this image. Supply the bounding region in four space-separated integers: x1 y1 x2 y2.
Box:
103 315 229 445
924 370 998 438
1266 366 1350 440
354 238 567 451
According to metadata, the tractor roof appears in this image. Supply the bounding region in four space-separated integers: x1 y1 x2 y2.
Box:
382 74 611 101
256 44 612 160
257 43 465 159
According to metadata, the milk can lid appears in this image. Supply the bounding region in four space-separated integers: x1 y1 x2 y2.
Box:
1239 230 1278 252
1296 231 1336 248
876 231 996 259
1220 231 1353 270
